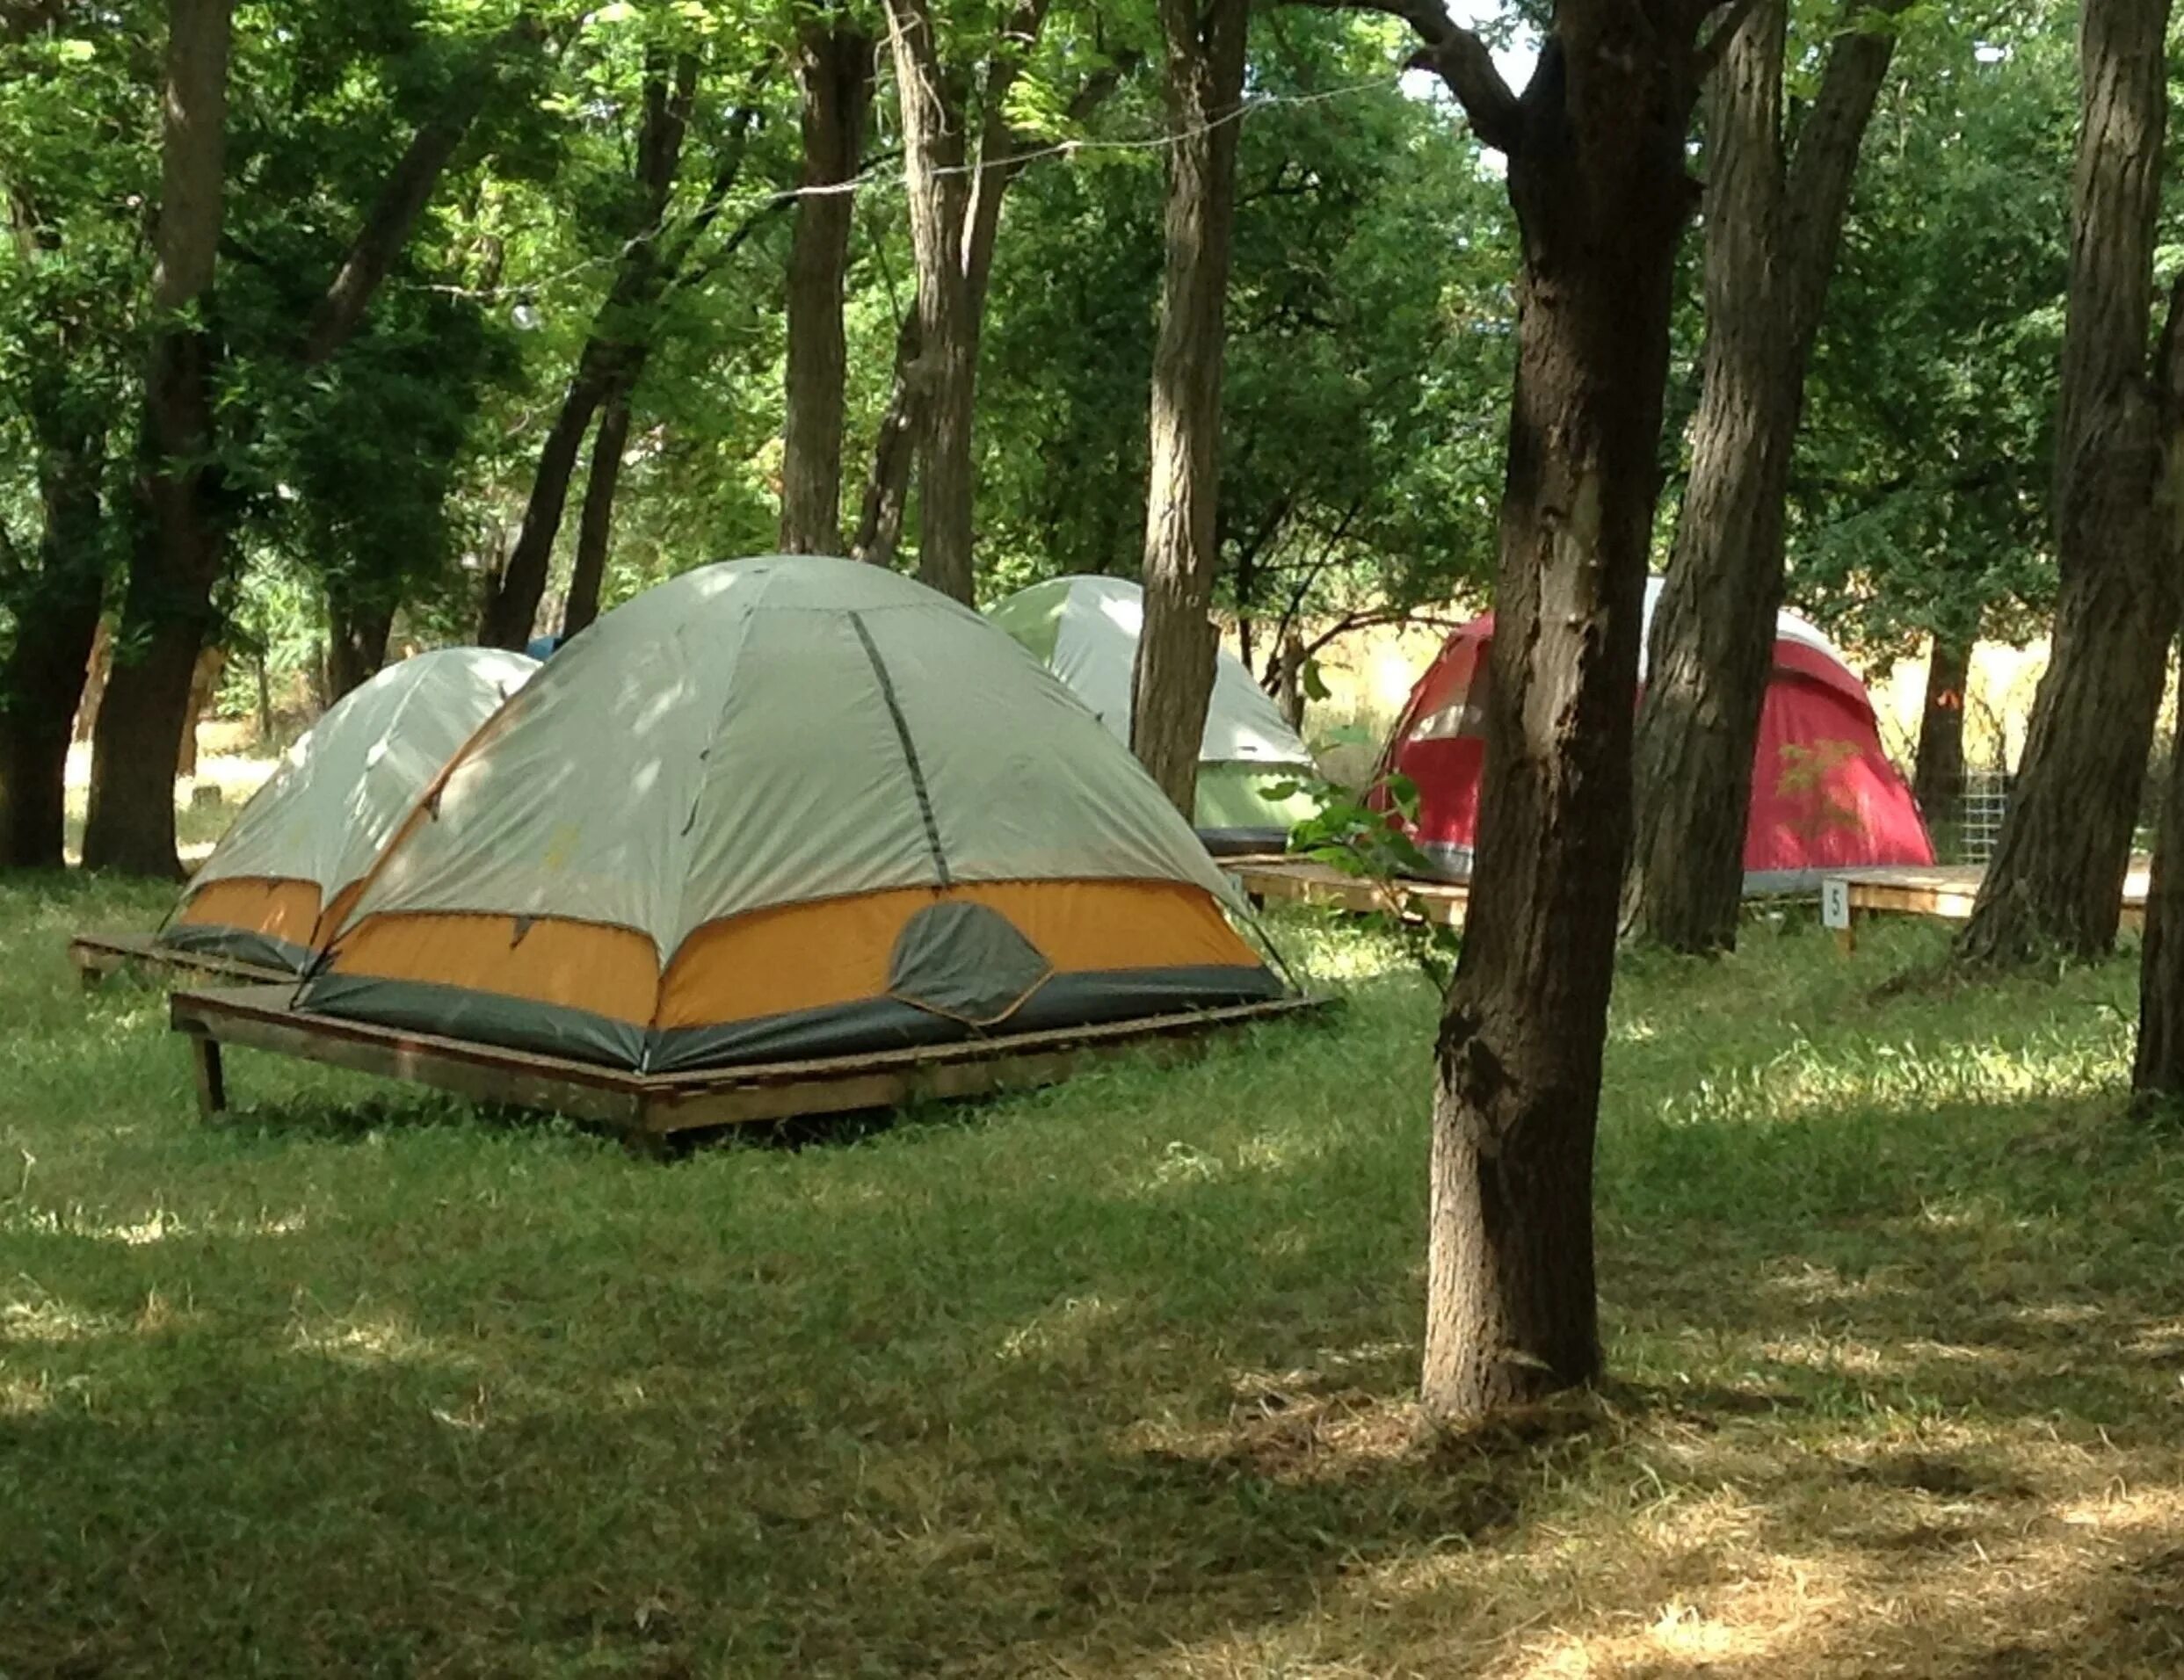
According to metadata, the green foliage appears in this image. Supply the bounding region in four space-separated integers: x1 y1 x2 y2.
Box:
973 18 1514 649
1790 3 2074 659
1281 766 1462 988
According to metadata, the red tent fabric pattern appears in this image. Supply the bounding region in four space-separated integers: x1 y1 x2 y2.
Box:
1373 586 1936 892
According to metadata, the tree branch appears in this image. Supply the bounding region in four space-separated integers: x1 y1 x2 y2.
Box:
301 15 544 366
1287 0 1523 152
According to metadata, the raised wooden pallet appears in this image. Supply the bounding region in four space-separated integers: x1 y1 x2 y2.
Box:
1821 861 2151 951
69 930 294 991
1228 856 1469 928
169 984 1329 1141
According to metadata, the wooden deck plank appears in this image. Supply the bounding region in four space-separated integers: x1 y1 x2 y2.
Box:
1823 859 2150 946
170 986 1326 1139
70 931 293 991
1228 857 1469 928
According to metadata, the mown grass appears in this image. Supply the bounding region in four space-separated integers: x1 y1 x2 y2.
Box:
4 875 2184 1677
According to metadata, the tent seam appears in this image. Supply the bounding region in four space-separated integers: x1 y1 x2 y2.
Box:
847 611 953 888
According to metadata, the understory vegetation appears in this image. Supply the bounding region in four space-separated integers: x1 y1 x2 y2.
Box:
5 878 2182 1676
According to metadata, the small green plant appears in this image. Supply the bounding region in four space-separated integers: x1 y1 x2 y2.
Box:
1271 768 1463 988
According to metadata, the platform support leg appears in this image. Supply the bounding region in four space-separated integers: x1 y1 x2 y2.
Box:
188 1033 228 1117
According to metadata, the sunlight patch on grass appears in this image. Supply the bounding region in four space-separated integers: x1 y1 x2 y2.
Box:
289 1311 463 1372
998 1293 1120 1364
3 1203 310 1246
1 1295 123 1345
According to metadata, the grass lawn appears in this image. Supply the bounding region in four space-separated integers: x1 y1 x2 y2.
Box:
4 874 2184 1676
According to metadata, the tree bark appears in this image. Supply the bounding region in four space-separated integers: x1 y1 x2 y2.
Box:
780 21 874 554
74 619 105 743
1128 0 1249 815
1960 0 2183 965
1912 628 1973 846
81 0 233 878
477 52 699 648
0 419 105 869
1625 0 1905 952
325 590 395 699
881 0 978 602
478 344 621 648
174 642 223 778
852 311 923 566
2135 674 2184 1097
1397 1 1711 1420
562 381 633 637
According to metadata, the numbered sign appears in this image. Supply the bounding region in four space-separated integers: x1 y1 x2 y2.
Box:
1821 877 1852 931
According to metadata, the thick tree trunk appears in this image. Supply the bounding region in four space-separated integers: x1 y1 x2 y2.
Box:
1912 629 1973 846
477 53 696 648
1128 0 1249 816
780 22 874 554
1419 9 1707 1420
82 0 232 877
882 0 977 602
2135 693 2184 1097
562 383 633 637
1625 0 1904 951
1960 0 2182 965
0 426 105 869
325 592 394 699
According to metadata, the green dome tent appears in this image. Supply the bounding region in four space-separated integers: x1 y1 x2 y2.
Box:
294 557 1287 1071
989 576 1320 855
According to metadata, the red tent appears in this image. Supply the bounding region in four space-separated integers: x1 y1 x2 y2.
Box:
1374 585 1935 891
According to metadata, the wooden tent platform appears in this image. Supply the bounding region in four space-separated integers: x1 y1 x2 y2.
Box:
1228 856 1469 927
1822 861 2151 950
169 984 1327 1142
69 930 293 991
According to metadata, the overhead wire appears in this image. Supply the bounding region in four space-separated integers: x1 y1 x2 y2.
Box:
421 72 1412 302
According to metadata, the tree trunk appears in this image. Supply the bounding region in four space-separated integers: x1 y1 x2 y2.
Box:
780 21 874 554
1625 0 1905 952
1959 0 2182 965
2135 686 2184 1097
477 346 619 648
81 0 233 878
476 52 697 648
175 642 223 778
74 619 106 743
253 647 272 742
1128 0 1249 817
882 0 977 602
1912 628 1973 847
88 0 504 867
851 22 1112 572
562 382 634 637
325 592 395 699
0 426 105 869
1414 7 1709 1420
851 311 923 567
